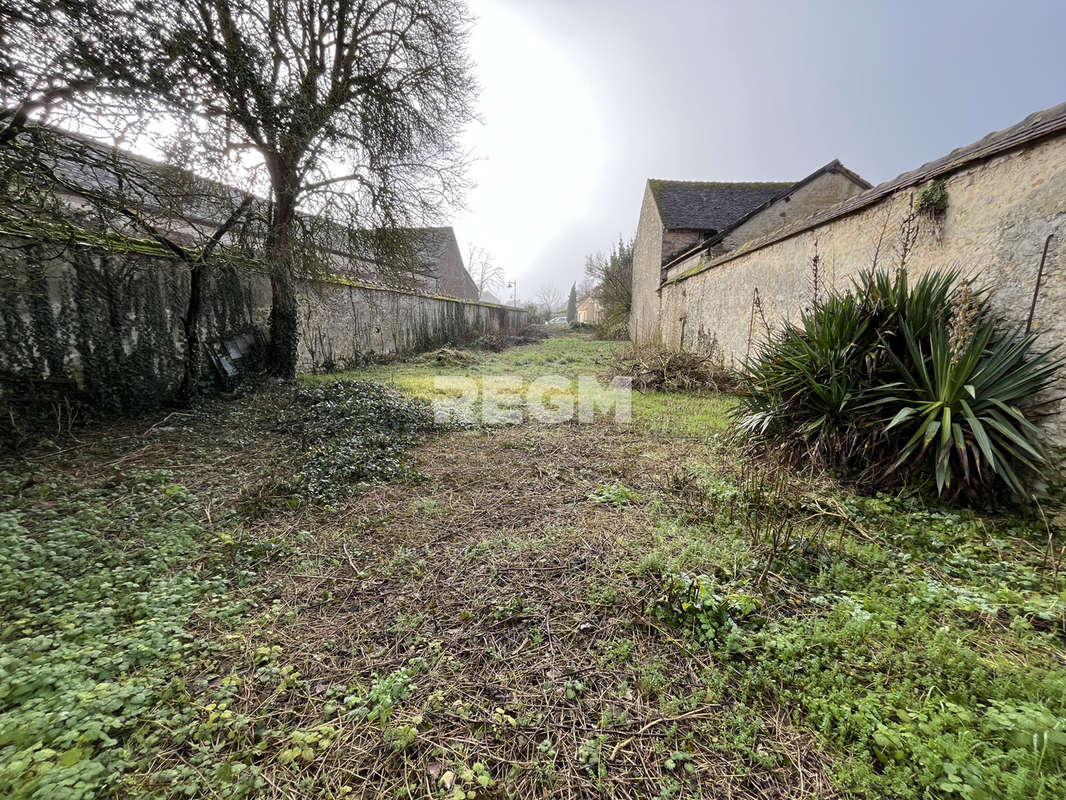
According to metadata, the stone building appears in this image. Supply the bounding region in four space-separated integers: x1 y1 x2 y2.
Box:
634 100 1066 443
406 227 479 300
577 294 603 324
631 163 870 342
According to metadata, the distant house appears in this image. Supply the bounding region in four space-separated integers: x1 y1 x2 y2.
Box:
631 161 870 342
479 289 502 304
577 294 602 324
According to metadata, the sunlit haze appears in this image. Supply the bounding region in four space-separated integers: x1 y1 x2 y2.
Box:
454 0 1066 302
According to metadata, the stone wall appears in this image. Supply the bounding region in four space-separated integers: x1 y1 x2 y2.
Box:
0 239 263 414
0 241 528 418
296 278 527 371
634 168 869 344
658 130 1066 442
631 183 665 343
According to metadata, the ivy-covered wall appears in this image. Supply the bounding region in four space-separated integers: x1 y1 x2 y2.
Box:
0 237 261 415
0 237 528 427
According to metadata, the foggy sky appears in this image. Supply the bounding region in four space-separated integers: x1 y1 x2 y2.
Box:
454 0 1066 302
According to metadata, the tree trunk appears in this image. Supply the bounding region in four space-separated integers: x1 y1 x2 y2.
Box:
177 195 252 402
179 262 204 404
265 184 299 379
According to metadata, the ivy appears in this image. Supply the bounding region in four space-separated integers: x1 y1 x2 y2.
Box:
0 469 268 799
279 380 436 504
0 233 259 447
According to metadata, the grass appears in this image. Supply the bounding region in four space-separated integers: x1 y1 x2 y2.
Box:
308 332 735 438
1 332 1064 799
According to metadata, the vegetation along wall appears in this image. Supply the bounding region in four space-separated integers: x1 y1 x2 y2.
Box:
296 278 527 372
657 122 1066 444
0 237 263 416
0 239 528 419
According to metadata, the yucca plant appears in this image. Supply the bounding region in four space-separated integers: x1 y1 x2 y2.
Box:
736 265 1061 502
736 291 886 471
854 266 962 340
885 321 1062 498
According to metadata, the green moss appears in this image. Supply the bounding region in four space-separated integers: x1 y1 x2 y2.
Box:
914 178 949 217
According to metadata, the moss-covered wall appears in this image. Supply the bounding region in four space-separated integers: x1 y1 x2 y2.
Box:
0 237 529 425
0 237 262 416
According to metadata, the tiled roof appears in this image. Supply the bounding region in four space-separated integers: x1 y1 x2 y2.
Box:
648 179 793 232
663 159 871 269
668 100 1066 280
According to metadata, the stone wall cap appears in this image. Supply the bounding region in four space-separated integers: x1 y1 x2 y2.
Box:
664 99 1066 287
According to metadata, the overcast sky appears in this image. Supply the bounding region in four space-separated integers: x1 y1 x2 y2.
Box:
454 0 1066 303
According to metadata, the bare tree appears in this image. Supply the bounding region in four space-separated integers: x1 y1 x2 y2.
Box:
536 286 564 319
3 0 478 380
152 0 477 378
584 236 633 337
0 0 164 145
466 243 504 300
578 274 596 300
2 1 268 403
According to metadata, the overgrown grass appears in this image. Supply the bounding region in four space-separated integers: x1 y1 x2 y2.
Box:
0 333 1062 799
639 462 1066 799
310 332 735 437
305 333 621 388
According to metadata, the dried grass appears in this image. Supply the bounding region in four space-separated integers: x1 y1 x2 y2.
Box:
611 343 738 395
11 393 835 799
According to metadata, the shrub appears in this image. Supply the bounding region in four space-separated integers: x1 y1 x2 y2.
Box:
610 342 737 394
280 380 435 503
736 267 1061 501
593 317 629 341
884 321 1061 497
914 178 949 217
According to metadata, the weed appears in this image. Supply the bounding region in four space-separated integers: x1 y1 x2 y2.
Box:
0 470 262 799
649 571 765 652
4 333 1062 800
587 482 644 507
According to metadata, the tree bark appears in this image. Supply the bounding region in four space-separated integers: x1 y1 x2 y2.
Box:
265 180 299 380
179 263 204 404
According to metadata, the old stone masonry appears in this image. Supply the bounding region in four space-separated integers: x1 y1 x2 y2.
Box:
630 101 1066 444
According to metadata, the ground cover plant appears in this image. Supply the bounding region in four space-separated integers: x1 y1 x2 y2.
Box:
0 332 1063 799
277 380 435 505
736 267 1062 501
